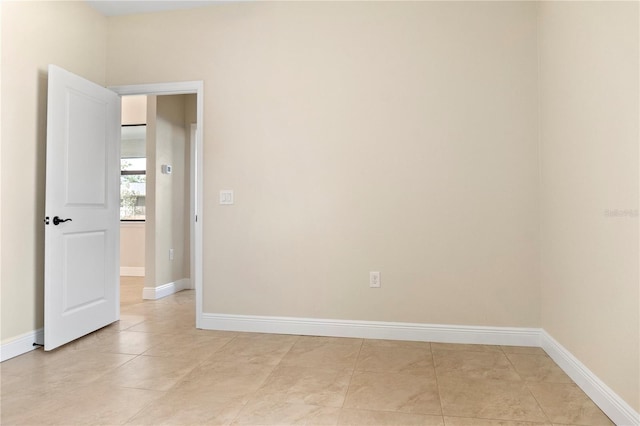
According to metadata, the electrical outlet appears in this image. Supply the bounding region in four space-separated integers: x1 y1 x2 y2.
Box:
169 248 174 261
369 271 381 288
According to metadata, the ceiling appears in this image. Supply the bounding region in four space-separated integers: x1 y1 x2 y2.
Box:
85 1 225 17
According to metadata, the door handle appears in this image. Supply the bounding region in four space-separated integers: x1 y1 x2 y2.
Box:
53 216 72 226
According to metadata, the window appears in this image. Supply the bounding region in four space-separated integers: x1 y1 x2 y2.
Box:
120 158 146 220
120 125 146 221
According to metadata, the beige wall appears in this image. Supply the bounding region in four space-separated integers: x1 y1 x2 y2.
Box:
120 223 145 269
144 97 157 289
107 2 540 326
538 1 639 411
0 1 107 341
149 95 190 287
121 95 146 125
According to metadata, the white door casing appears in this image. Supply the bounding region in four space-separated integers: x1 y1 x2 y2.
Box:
110 81 204 329
44 65 121 351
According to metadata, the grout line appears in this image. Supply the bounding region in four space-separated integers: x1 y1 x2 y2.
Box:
339 337 364 410
431 341 447 420
522 381 553 424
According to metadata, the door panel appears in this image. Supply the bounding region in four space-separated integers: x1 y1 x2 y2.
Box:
65 89 108 206
45 65 120 351
63 231 107 313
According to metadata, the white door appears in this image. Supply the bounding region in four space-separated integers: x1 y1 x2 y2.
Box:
44 65 121 351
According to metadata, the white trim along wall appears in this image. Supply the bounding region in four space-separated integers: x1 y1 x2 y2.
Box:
1 329 44 362
142 278 190 300
109 81 204 329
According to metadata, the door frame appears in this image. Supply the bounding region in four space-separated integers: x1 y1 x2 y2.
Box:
110 81 204 328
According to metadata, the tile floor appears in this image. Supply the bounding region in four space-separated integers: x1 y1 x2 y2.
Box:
1 277 614 425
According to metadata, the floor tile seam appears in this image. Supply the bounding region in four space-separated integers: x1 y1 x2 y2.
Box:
503 345 528 383
258 337 358 408
352 366 438 376
338 338 364 410
504 355 575 385
351 337 364 372
120 386 168 426
198 332 240 360
226 364 281 426
339 406 444 419
436 374 553 422
521 378 555 424
431 366 524 384
431 346 446 419
244 334 300 368
355 359 441 379
104 352 146 380
442 413 552 425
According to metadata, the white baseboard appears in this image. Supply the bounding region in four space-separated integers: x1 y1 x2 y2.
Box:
200 313 540 347
541 331 639 426
142 278 190 300
120 266 145 277
1 328 44 362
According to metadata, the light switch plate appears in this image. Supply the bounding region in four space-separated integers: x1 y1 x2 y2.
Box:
219 190 234 205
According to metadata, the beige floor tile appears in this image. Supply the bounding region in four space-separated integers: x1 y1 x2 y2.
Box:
434 350 520 381
128 316 197 335
14 350 135 386
280 339 362 371
344 370 441 415
339 409 444 425
356 340 433 374
526 383 614 426
1 381 75 425
431 343 503 353
1 348 70 377
444 417 552 425
120 302 176 318
176 360 276 401
103 354 199 391
205 334 298 366
505 353 572 383
12 383 162 425
142 333 234 360
120 276 145 306
88 330 167 355
364 339 431 349
253 365 352 407
126 392 246 425
231 399 341 425
113 313 148 331
501 346 547 356
438 377 547 422
295 336 363 346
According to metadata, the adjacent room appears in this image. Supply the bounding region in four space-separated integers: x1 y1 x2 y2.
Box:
1 1 638 425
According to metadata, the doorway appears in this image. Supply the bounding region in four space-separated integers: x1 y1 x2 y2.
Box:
112 82 204 328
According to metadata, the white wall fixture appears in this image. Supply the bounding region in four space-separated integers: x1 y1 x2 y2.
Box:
369 271 381 288
161 164 172 174
219 190 234 205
